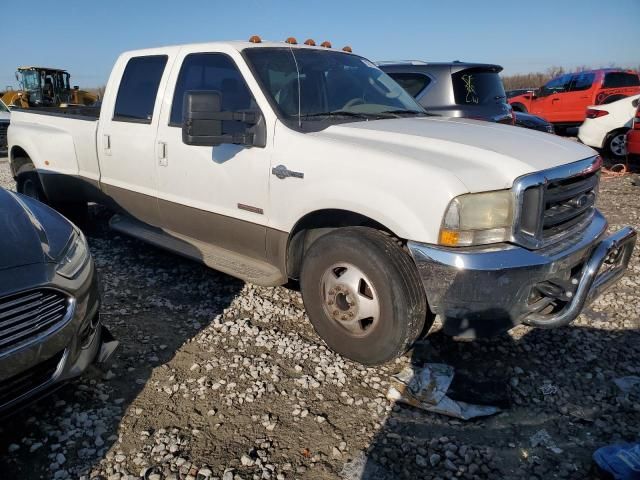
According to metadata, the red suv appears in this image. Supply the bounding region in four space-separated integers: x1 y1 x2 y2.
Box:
509 69 640 128
627 103 640 158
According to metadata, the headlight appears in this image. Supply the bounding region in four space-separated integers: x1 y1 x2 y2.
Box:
439 190 514 247
57 230 90 278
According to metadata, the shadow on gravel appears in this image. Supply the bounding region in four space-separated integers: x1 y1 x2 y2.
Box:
0 206 244 478
358 322 640 480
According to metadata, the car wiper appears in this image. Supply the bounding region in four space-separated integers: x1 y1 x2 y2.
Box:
303 111 374 119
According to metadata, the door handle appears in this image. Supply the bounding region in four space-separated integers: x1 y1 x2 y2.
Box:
271 164 304 180
158 141 168 167
103 134 111 156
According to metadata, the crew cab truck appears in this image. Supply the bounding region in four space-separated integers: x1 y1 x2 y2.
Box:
8 39 637 365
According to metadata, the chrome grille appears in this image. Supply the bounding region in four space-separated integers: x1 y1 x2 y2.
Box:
0 289 71 352
513 156 602 249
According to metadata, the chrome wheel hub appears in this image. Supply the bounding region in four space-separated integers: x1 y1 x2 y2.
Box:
611 134 626 156
321 263 380 336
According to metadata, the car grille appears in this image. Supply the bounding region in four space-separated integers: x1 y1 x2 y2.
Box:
514 156 601 249
0 121 7 150
0 350 64 407
0 289 71 352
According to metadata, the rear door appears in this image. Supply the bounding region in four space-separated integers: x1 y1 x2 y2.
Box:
597 71 640 105
97 51 177 226
530 74 571 122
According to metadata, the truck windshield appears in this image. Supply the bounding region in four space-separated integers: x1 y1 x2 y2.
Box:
0 100 8 113
244 47 425 129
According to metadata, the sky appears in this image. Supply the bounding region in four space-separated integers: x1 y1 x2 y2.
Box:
0 0 638 89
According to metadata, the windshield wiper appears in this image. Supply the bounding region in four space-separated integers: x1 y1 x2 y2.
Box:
379 109 428 117
302 111 379 119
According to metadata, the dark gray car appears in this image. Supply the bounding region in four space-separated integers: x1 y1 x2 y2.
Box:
378 61 514 124
0 187 116 414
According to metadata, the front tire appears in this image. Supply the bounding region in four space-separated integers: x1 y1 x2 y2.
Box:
300 227 427 365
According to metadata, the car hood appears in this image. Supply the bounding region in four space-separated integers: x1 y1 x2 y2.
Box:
312 116 597 191
0 188 73 270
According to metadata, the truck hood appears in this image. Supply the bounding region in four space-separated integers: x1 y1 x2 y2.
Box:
0 189 73 270
312 116 597 191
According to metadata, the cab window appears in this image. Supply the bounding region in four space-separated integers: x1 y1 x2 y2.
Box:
170 53 255 127
603 72 640 88
113 55 168 123
570 73 595 92
540 74 571 96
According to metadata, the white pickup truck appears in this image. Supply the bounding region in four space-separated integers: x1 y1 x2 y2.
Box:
8 38 636 365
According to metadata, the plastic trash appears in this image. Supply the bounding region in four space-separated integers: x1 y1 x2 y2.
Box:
386 364 501 420
593 442 640 480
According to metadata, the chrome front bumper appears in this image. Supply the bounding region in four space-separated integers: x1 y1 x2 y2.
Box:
408 211 637 338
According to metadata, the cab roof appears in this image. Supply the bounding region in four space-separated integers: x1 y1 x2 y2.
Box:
120 39 356 57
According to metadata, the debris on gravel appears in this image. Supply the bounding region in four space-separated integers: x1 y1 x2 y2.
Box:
0 163 639 479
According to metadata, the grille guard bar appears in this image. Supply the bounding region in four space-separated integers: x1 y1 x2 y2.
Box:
523 226 637 328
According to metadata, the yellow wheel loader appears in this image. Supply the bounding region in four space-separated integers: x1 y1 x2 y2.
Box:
1 67 97 108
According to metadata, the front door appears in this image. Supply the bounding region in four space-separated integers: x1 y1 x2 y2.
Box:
530 74 572 123
97 53 176 226
153 50 272 262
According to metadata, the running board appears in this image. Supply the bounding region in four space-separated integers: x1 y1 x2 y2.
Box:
109 214 285 286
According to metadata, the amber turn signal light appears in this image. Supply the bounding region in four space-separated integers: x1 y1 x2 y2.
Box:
285 37 298 44
438 229 460 247
249 35 262 43
304 39 316 46
320 41 332 48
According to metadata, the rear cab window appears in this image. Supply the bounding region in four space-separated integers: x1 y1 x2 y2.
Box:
451 68 505 105
387 73 432 97
113 55 168 123
603 72 640 88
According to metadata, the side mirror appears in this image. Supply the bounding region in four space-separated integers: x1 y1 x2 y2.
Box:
182 90 261 147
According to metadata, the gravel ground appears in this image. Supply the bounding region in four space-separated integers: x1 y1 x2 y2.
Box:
0 160 639 480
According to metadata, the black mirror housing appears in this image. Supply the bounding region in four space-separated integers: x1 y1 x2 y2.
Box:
182 90 262 147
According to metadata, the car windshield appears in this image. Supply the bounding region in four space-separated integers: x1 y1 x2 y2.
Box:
0 100 9 113
244 47 426 129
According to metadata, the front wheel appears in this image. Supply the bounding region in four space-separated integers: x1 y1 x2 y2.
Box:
300 227 427 365
605 129 628 160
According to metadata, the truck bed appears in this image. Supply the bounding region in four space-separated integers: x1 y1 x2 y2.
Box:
13 105 100 121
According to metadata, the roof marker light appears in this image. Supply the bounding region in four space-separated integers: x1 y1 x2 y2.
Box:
304 39 316 46
342 46 352 53
285 37 298 44
249 35 262 43
320 41 332 48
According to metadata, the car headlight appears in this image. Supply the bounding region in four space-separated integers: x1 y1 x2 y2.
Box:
57 230 90 278
439 190 514 247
